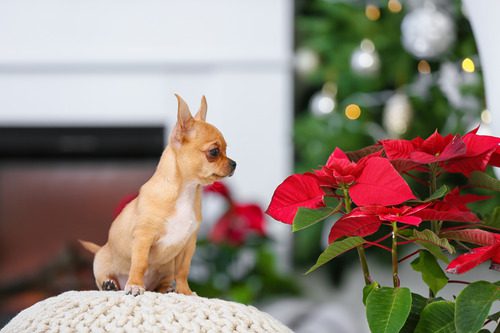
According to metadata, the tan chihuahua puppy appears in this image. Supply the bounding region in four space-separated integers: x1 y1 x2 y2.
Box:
81 94 236 296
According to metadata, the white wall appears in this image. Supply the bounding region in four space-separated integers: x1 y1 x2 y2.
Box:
464 0 500 138
0 0 294 210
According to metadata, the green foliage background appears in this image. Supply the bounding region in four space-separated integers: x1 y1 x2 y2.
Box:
295 0 483 173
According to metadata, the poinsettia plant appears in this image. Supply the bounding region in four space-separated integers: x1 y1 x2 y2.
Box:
267 128 500 333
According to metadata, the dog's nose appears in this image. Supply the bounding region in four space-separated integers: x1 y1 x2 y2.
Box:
229 159 237 170
228 159 236 177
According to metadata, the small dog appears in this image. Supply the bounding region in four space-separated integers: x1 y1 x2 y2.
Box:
80 94 236 296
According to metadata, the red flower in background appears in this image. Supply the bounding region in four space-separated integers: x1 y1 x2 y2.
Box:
210 203 266 246
446 231 500 274
382 128 500 175
113 193 138 218
207 182 267 246
204 181 232 201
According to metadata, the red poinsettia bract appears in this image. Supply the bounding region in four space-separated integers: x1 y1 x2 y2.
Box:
382 131 466 165
381 128 500 175
442 127 500 175
265 173 325 224
314 148 365 186
328 204 429 243
266 149 415 224
316 149 415 206
413 188 485 223
446 232 500 274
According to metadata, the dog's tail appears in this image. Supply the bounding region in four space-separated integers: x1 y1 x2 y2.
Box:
79 240 101 254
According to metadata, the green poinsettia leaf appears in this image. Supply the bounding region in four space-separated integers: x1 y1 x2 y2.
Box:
409 185 449 203
366 287 412 333
419 242 450 263
415 301 456 333
455 281 500 333
400 293 429 333
487 310 500 322
306 237 365 274
483 206 500 230
469 171 500 192
425 185 450 202
441 229 496 246
324 196 340 207
293 206 338 232
411 250 448 296
411 229 455 254
363 281 379 305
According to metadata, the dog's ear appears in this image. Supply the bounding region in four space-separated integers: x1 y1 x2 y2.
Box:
175 94 194 129
172 94 194 144
194 95 207 121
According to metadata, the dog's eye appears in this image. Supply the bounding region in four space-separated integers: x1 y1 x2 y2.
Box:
209 148 220 157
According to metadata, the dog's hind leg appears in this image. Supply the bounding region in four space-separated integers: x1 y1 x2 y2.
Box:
154 261 176 293
174 234 197 295
93 245 120 291
101 278 120 291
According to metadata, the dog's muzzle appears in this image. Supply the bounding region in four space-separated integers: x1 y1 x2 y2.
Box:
228 159 237 177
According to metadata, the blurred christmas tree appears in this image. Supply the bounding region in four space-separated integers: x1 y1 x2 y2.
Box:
293 0 492 278
294 0 487 173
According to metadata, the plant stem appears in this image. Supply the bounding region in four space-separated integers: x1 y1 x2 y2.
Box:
397 240 416 246
429 163 440 235
448 280 470 285
364 241 392 252
342 187 372 285
357 247 372 285
428 163 439 298
342 187 351 212
398 249 420 263
430 163 437 194
391 222 400 288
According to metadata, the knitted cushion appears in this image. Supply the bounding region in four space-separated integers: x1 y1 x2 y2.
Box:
1 291 292 333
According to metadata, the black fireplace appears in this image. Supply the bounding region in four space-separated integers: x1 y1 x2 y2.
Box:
0 126 165 326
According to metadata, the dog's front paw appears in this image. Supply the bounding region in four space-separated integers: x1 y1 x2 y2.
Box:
125 284 145 296
158 285 176 293
175 283 193 296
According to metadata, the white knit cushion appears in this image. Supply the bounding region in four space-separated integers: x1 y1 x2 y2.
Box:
1 291 292 333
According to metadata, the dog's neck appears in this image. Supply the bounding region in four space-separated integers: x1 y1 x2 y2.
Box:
142 145 201 209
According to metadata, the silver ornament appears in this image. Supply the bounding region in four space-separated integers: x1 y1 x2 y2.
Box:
401 4 455 59
309 83 337 116
295 48 320 76
350 39 381 76
383 93 413 137
438 61 480 110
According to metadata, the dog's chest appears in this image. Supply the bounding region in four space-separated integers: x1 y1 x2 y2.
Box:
158 185 199 249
